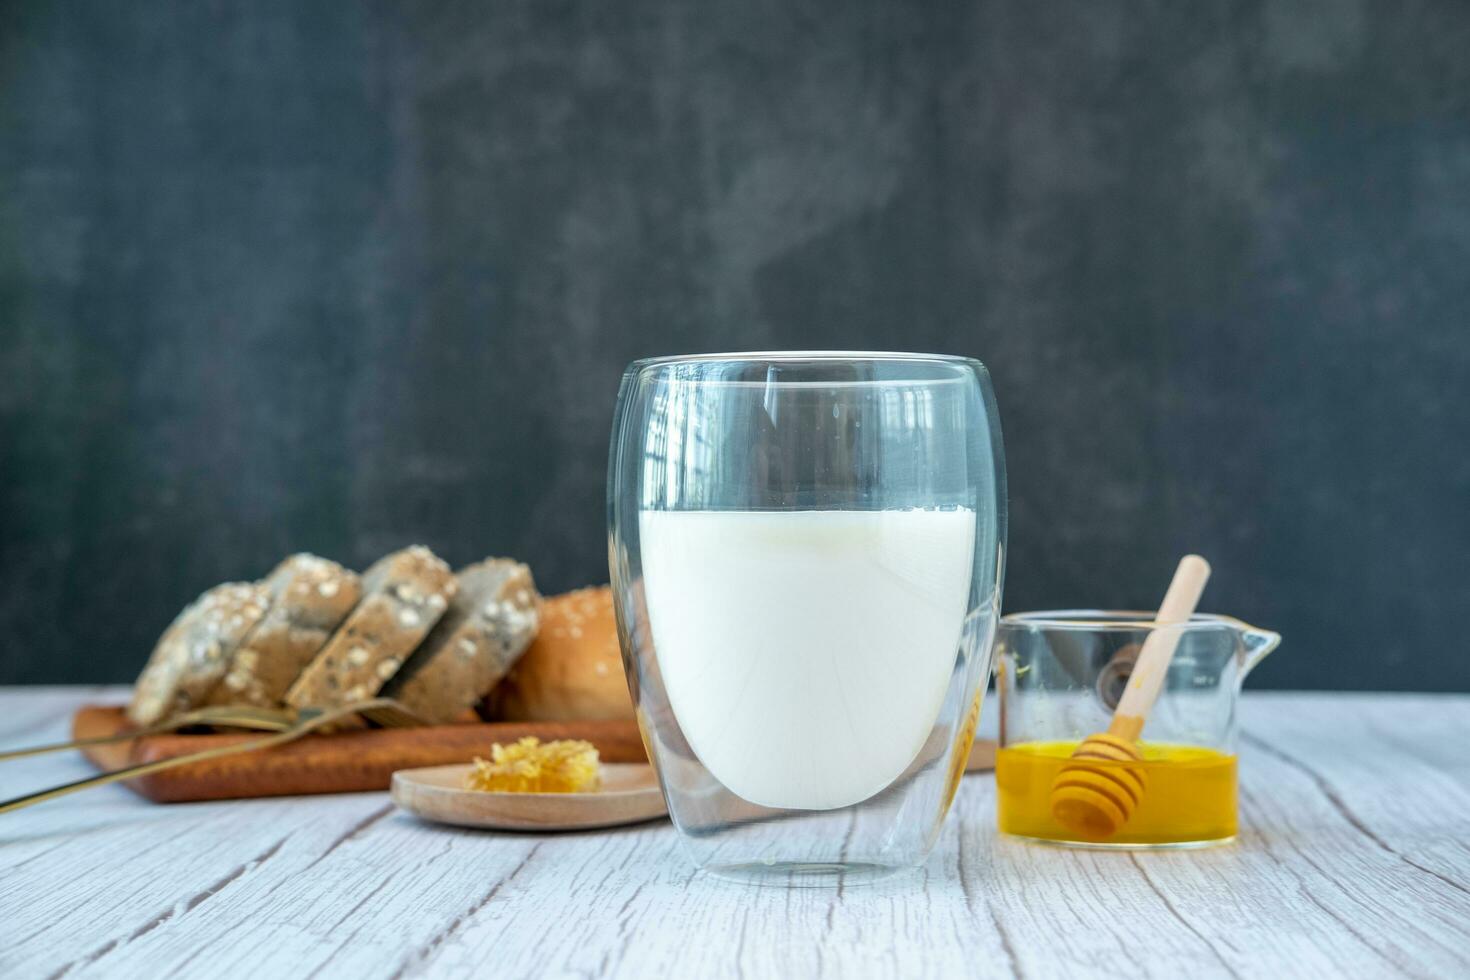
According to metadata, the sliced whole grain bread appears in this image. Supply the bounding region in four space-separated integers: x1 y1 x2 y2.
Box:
128 581 271 726
203 554 362 709
381 559 541 724
284 545 455 712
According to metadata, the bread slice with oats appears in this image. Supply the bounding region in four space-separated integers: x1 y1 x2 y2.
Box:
284 545 455 712
203 554 362 709
381 558 541 724
128 581 271 726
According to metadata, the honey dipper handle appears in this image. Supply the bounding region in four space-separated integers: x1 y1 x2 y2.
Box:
1108 555 1212 740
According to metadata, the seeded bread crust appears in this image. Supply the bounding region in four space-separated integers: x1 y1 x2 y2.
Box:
383 559 541 724
204 554 362 709
284 545 455 711
128 582 271 727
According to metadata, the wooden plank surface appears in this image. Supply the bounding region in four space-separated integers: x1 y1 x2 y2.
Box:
1 687 1467 979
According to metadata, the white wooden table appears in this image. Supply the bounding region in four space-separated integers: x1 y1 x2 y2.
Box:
2 688 1468 979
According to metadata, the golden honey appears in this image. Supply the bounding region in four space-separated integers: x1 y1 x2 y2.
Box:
996 740 1237 845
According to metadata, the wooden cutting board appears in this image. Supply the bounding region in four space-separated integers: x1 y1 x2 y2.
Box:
72 705 996 804
71 706 649 803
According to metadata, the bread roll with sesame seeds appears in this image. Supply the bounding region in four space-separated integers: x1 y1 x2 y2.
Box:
486 585 635 723
284 546 456 715
128 581 272 727
202 554 362 709
382 559 541 724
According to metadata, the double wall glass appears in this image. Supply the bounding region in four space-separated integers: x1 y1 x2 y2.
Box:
608 352 1006 883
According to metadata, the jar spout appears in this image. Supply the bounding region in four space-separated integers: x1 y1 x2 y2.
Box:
1240 625 1281 677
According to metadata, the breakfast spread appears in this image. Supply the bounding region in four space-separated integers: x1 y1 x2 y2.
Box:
88 353 1271 856
0 343 1291 903
96 527 1271 855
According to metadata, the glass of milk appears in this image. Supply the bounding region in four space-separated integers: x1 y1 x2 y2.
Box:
608 352 1006 885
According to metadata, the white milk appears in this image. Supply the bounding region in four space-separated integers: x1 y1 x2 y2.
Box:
639 509 975 810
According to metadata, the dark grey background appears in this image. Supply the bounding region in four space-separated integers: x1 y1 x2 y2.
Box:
2 1 1467 690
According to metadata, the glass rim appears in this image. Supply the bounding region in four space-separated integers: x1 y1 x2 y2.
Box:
1001 609 1263 632
626 351 981 370
625 351 987 387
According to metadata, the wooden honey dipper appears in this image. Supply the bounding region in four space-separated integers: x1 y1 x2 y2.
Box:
1050 555 1212 838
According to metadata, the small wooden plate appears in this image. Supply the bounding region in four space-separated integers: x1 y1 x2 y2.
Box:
391 763 668 832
